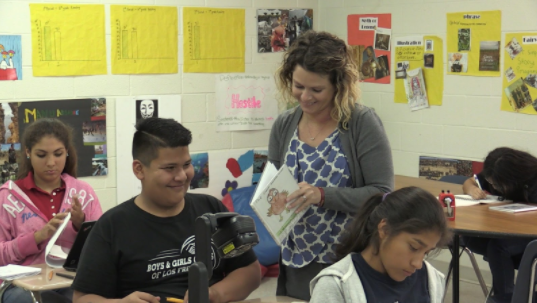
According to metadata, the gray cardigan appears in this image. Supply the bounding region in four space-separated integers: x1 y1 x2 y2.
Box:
268 105 394 213
309 253 445 303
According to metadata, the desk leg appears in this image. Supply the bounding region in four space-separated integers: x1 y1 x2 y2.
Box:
452 235 460 303
30 290 42 303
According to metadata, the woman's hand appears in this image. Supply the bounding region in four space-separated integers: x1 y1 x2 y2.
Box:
68 195 85 231
34 212 68 244
286 182 322 213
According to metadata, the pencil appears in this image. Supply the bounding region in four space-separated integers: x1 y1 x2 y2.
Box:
166 298 184 303
48 270 54 281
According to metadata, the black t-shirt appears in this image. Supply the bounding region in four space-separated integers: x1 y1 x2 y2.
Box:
72 193 258 299
351 253 430 303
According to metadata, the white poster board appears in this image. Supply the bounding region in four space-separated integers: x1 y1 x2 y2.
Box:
215 74 278 131
115 95 181 204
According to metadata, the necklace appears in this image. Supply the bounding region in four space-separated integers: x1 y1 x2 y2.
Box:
306 120 322 141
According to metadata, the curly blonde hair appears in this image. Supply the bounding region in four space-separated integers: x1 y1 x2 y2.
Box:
275 31 360 129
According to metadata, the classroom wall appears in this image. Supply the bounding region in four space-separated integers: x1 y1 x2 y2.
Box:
0 0 319 212
320 0 537 177
319 0 537 278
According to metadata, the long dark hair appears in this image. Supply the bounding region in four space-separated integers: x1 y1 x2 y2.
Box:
17 118 78 179
482 147 537 202
335 187 452 261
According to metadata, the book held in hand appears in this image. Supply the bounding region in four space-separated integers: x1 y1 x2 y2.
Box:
489 203 537 213
249 163 304 245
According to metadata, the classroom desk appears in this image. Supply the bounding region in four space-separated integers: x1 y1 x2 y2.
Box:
8 264 74 303
394 175 537 303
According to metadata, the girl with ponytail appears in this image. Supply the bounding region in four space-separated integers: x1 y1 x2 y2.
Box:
310 186 452 303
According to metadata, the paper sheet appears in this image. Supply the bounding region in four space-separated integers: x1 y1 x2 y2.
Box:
45 212 71 268
30 4 106 76
183 7 245 73
215 74 278 131
111 5 178 74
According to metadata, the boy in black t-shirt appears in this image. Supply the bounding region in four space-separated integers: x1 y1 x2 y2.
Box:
72 118 261 303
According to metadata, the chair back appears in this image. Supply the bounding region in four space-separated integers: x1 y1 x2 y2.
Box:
438 175 468 185
511 239 537 303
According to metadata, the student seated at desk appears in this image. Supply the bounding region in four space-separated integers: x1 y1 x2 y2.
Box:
0 119 103 303
462 147 537 298
72 118 261 303
309 187 451 303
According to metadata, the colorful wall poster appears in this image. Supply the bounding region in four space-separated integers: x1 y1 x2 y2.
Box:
30 4 106 76
111 5 178 74
394 35 444 106
0 36 22 80
189 149 254 199
501 33 537 115
446 10 501 77
256 9 313 53
115 95 181 204
0 98 108 183
215 74 278 131
348 14 392 84
183 7 245 73
419 156 482 181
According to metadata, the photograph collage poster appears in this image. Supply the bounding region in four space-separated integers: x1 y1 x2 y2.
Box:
501 33 537 115
347 13 392 84
256 8 313 53
0 98 108 184
446 10 501 77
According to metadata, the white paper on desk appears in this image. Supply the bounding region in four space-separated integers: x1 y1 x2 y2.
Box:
455 194 508 206
0 264 41 280
45 212 71 268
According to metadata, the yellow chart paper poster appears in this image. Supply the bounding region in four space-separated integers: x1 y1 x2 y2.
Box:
446 10 501 77
183 7 245 73
394 36 444 106
501 33 537 115
111 5 178 74
30 4 106 76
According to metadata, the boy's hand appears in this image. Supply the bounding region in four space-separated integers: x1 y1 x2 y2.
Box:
119 291 160 303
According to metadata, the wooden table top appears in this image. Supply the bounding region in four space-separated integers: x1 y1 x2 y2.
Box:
12 264 74 291
395 175 537 238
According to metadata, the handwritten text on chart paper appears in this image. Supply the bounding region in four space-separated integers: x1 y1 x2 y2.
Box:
359 17 378 30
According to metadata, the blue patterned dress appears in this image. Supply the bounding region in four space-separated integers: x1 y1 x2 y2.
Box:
281 128 354 268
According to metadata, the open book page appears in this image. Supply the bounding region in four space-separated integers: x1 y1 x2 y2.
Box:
0 264 41 280
250 164 302 245
45 212 71 268
455 194 509 207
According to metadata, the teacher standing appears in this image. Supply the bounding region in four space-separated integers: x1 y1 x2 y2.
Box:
268 30 394 300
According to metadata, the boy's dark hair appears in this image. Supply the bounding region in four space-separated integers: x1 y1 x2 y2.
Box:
18 118 78 179
482 147 537 202
335 186 452 261
132 118 192 166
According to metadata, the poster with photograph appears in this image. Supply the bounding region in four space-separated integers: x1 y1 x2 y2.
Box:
252 149 268 184
394 35 444 106
404 68 429 111
191 152 209 189
501 33 537 115
348 14 391 84
14 98 108 180
419 156 477 181
257 9 313 53
115 95 181 204
0 35 22 80
447 10 501 76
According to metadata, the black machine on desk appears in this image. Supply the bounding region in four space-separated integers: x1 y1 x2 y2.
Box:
188 212 259 303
